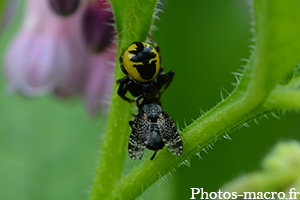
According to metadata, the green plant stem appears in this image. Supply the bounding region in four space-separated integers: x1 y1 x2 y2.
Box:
264 87 300 110
237 0 300 103
111 0 300 198
88 92 132 200
88 0 300 198
88 1 158 199
112 77 300 200
111 87 268 199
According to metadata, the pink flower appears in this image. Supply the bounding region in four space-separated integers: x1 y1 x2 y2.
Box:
3 0 117 115
4 0 88 96
84 43 116 115
83 0 115 52
82 0 116 115
49 0 80 17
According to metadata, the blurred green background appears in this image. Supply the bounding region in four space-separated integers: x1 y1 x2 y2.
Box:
1 0 300 200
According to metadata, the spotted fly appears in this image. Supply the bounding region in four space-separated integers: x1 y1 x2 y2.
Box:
128 98 183 160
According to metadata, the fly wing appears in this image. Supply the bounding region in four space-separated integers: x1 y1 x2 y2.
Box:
128 113 151 159
157 111 183 156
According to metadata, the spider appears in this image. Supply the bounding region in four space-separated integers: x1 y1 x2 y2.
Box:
117 38 174 105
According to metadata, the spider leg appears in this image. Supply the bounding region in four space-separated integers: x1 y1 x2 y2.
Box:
117 76 144 103
156 70 175 97
117 76 135 103
150 151 158 160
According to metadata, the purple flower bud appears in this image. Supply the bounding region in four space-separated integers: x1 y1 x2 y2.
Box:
4 0 88 96
83 1 115 52
4 0 118 116
49 0 80 16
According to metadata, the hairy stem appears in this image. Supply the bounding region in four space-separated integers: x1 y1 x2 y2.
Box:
88 1 158 199
110 0 300 199
263 86 300 110
112 89 271 199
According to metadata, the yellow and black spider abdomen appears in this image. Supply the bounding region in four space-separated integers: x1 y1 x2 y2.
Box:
123 42 160 82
